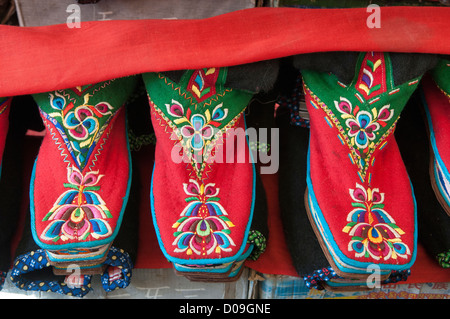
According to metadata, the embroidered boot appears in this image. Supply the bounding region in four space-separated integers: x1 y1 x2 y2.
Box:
10 182 139 297
276 68 411 291
29 76 138 277
418 60 450 268
142 62 277 282
421 58 450 219
301 52 423 280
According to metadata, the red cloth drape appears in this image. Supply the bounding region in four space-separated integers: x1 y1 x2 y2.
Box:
1 7 450 97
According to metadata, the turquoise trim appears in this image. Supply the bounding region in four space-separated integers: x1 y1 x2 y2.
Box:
173 262 233 274
420 87 450 208
434 160 450 207
325 280 368 288
227 263 244 278
150 114 256 266
306 140 417 274
172 244 253 274
29 107 132 250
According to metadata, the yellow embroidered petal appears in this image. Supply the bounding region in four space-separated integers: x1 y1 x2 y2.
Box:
200 184 205 195
80 137 94 148
373 59 382 71
226 221 235 228
371 107 378 119
174 118 188 125
358 84 370 95
205 109 211 122
342 226 351 233
172 222 180 228
191 85 201 98
205 68 216 75
83 93 91 105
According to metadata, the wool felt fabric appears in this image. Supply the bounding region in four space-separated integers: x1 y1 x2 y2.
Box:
1 7 450 98
143 62 276 281
179 96 272 282
422 59 450 218
397 88 450 269
145 69 255 278
30 76 138 274
97 90 151 290
7 101 131 297
417 72 450 268
301 52 426 280
276 70 413 291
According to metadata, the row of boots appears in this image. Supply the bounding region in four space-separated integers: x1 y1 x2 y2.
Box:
0 52 447 297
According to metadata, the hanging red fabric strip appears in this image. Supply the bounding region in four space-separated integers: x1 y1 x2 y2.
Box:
0 7 449 96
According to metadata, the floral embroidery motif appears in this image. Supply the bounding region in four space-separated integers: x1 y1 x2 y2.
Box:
166 99 228 161
41 166 113 242
172 179 235 256
188 68 220 102
342 183 410 261
180 113 214 151
356 52 387 99
305 86 399 183
47 91 115 168
335 97 394 150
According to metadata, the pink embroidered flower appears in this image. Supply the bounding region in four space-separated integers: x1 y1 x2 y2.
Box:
166 100 228 152
334 97 394 150
346 111 380 149
335 97 353 115
180 114 214 151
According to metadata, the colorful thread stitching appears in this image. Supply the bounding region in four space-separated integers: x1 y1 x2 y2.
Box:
40 166 112 242
342 183 411 261
46 90 118 169
172 179 236 256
